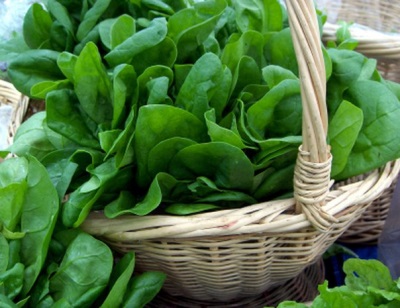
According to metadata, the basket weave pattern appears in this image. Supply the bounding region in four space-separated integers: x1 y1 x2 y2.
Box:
82 0 400 301
148 258 325 307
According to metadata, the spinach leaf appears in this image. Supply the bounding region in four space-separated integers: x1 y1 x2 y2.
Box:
134 104 208 187
74 42 113 126
105 17 168 68
328 100 363 178
76 0 112 41
46 89 101 149
336 80 400 179
169 142 254 191
232 0 283 33
20 156 59 296
8 50 64 97
167 0 227 63
48 232 113 306
175 52 226 121
122 271 166 308
100 252 135 308
22 3 52 49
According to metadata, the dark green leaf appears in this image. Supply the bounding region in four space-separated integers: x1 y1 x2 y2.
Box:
23 3 52 49
122 271 166 308
49 233 113 306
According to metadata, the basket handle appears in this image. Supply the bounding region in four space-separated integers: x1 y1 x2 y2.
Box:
286 0 337 231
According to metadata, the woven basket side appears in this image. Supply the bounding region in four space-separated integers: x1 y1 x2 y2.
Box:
317 0 400 32
0 79 29 155
147 258 324 307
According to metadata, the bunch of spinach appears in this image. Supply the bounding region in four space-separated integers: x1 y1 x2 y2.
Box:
2 0 400 226
0 156 165 307
272 258 400 307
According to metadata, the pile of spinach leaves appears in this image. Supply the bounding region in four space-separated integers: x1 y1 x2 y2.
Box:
0 156 165 307
272 258 400 307
2 0 400 222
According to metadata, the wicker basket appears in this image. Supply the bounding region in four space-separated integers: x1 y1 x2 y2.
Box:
0 79 29 158
81 0 400 302
147 258 324 307
316 0 400 244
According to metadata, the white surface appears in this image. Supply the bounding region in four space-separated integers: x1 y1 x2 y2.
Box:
0 0 40 40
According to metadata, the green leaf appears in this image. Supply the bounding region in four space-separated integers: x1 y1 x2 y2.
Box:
23 3 52 49
8 112 58 161
57 52 78 83
76 0 112 41
0 234 8 272
175 52 225 120
167 0 226 63
100 253 135 308
134 104 208 187
221 30 265 75
47 0 75 40
0 263 25 300
74 42 113 125
328 100 363 178
46 89 100 149
49 233 113 307
169 142 254 191
265 28 298 75
105 172 179 217
105 18 168 68
7 50 64 97
147 137 197 179
337 80 400 179
30 79 71 99
232 0 283 33
344 258 395 293
110 15 136 49
20 156 59 296
165 203 220 215
122 271 166 308
247 79 301 139
111 64 137 129
205 109 247 149
262 65 298 89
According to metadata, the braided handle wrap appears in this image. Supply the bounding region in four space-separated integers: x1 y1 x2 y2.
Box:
286 0 337 231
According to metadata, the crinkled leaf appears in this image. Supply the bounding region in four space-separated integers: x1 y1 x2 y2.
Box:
135 104 208 187
169 142 254 191
105 172 178 217
147 137 197 179
344 258 395 293
167 0 226 63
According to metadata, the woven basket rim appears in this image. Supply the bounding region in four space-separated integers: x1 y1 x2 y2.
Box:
82 159 400 241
